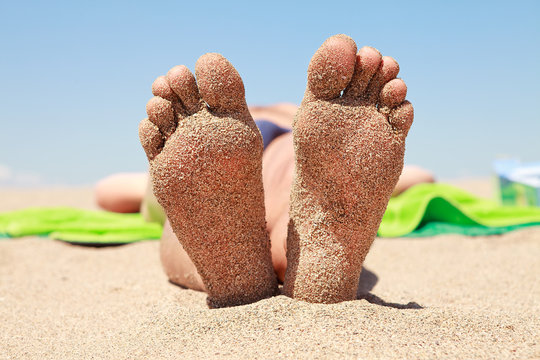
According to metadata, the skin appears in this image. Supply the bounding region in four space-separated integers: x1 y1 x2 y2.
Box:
283 35 414 303
97 119 431 296
95 173 148 213
159 130 433 291
159 36 416 304
101 35 432 305
139 54 278 308
98 100 431 296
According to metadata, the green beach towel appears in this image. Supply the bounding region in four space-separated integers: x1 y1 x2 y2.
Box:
0 207 162 245
379 183 540 237
1 183 540 245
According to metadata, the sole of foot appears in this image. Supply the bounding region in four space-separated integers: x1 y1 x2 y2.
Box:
283 34 414 303
139 54 278 308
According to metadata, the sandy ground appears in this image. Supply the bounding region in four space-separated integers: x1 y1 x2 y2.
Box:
1 182 539 359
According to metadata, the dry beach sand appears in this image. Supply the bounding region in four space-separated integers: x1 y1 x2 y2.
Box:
1 181 539 359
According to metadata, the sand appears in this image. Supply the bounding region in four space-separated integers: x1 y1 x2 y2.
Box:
1 182 539 359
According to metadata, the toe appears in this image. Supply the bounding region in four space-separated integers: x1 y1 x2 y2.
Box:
195 53 247 114
167 65 202 114
343 46 382 98
379 78 407 109
388 100 414 136
151 76 177 102
306 34 357 100
146 96 177 137
139 118 164 161
364 56 400 103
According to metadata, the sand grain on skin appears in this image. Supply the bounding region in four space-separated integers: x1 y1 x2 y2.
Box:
284 35 413 303
140 54 278 308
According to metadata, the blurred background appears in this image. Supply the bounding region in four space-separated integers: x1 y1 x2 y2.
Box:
0 0 538 186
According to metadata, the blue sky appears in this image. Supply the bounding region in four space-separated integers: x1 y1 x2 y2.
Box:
0 0 539 186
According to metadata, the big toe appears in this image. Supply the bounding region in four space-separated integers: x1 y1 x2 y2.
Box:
195 53 247 114
306 34 357 100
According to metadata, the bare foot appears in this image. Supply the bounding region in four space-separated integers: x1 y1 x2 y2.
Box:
139 54 278 308
283 35 414 303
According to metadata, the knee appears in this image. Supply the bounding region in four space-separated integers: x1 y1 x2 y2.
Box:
393 165 435 196
95 173 148 213
406 165 435 183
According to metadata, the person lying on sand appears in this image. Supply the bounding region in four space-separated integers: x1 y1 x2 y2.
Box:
96 35 433 308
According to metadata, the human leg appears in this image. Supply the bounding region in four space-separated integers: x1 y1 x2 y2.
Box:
160 220 206 291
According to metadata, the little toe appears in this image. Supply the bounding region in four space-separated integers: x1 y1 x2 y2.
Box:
146 96 176 137
379 78 407 110
343 46 382 98
195 53 248 114
139 118 164 161
364 56 400 103
166 65 202 114
151 76 177 102
388 100 414 136
306 34 357 100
